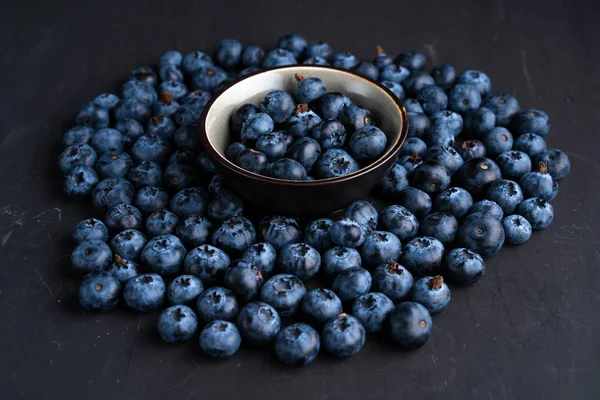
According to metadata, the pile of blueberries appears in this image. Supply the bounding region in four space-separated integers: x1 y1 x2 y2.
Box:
60 34 571 366
227 74 388 180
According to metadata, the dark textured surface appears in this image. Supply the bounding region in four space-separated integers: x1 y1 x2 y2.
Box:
1 0 599 399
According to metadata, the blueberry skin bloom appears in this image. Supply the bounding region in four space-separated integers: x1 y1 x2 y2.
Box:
242 44 265 68
128 161 163 189
231 103 259 133
434 187 473 219
381 81 405 100
301 288 343 326
502 215 533 245
353 61 379 80
329 218 365 248
486 179 524 215
76 102 109 129
411 276 451 314
259 216 301 251
145 209 179 237
312 119 347 150
170 187 209 218
404 99 423 113
348 125 387 160
322 246 362 278
226 142 247 162
132 134 170 164
379 205 419 242
167 275 204 305
404 73 435 97
333 52 359 70
199 320 241 359
389 302 432 348
59 143 97 174
91 178 135 210
277 34 308 58
216 38 242 69
535 149 570 180
286 106 322 139
463 107 496 138
237 301 281 345
73 218 108 243
240 242 277 276
352 292 394 333
379 164 409 195
107 255 140 284
259 90 295 123
224 259 264 302
454 158 503 199
417 85 448 115
141 234 187 276
423 146 464 175
430 109 464 135
294 76 326 104
497 150 532 180
321 314 366 358
63 126 94 147
483 94 520 126
208 190 244 221
448 84 482 114
109 229 147 261
278 243 321 281
396 51 427 72
255 133 288 161
275 323 320 366
236 148 268 174
379 64 410 83
458 212 505 256
105 203 143 233
419 213 459 245
72 240 112 274
483 127 514 158
269 158 308 180
95 151 133 179
399 137 427 157
396 187 432 219
313 93 349 120
430 64 456 90
78 271 121 311
443 248 486 285
400 236 445 276
339 105 374 135
262 48 297 68
513 133 547 158
510 109 550 136
457 70 492 97
123 273 165 312
182 50 213 74
467 200 504 221
315 149 360 179
457 140 487 161
397 154 422 174
360 230 402 267
157 305 198 343
406 112 430 138
304 218 334 252
344 200 378 234
191 65 228 92
410 162 451 197
332 267 372 303
518 198 554 230
196 287 239 323
520 162 558 201
176 215 213 248
212 217 257 255
260 274 306 317
373 260 414 302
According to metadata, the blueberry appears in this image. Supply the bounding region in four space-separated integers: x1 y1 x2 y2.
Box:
278 243 321 281
294 75 326 105
90 128 124 155
434 187 473 219
520 162 558 201
182 50 213 74
105 203 143 233
258 216 301 251
274 323 320 366
304 56 329 65
396 51 427 72
410 162 451 196
141 234 186 276
321 313 366 358
241 44 265 67
269 158 308 180
240 113 274 142
305 40 333 60
352 61 379 80
379 163 409 195
312 119 347 150
518 198 554 230
352 292 394 333
343 201 377 234
73 218 108 243
91 178 135 210
400 236 444 275
170 149 199 168
95 151 133 179
313 93 350 120
59 144 97 174
502 214 533 245
457 70 492 97
196 286 239 323
534 149 570 180
191 65 228 92
423 124 455 148
259 90 295 123
212 216 256 255
237 301 281 345
457 139 487 161
93 93 120 109
254 133 287 162
348 125 387 160
339 105 373 135
419 212 458 245
396 187 432 219
134 186 169 215
510 109 550 136
78 271 121 311
373 260 414 302
286 137 321 172
122 80 158 105
483 94 520 126
163 162 199 192
145 209 178 237
467 199 504 221
448 84 482 114
208 190 244 221
199 320 241 358
443 248 485 285
262 48 297 68
430 64 456 90
184 244 230 285
417 85 448 115
107 255 140 284
172 103 204 126
175 215 212 249
329 218 365 248
167 275 204 305
159 66 184 84
513 133 547 158
403 99 423 114
170 187 209 218
379 205 419 242
399 137 427 157
458 212 505 256
182 89 212 108
411 275 451 314
333 52 360 70
260 274 306 317
215 38 242 69
146 115 176 141
109 229 147 260
129 66 157 86
454 157 502 198
63 126 94 147
303 218 334 252
381 80 405 100
223 260 264 302
379 64 410 83
430 109 463 136
236 148 268 174
286 105 322 139
486 179 524 215
64 164 98 197
332 267 372 303
240 242 277 276
389 302 432 348
406 112 430 138
225 143 247 164
132 134 170 164
360 230 402 267
158 80 188 102
160 50 183 67
483 127 514 157
76 102 109 129
423 145 464 174
315 149 360 179
397 153 424 173
276 34 307 58
157 305 198 343
322 246 362 278
463 107 496 138
301 288 343 326
404 73 435 97
123 273 165 312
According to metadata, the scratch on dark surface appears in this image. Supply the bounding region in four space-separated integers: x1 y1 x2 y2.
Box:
32 207 62 222
1 230 13 246
424 42 438 65
126 316 142 375
167 370 198 392
34 267 55 298
525 304 591 336
521 49 535 99
46 230 54 252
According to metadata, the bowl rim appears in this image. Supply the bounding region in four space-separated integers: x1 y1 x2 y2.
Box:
198 65 408 186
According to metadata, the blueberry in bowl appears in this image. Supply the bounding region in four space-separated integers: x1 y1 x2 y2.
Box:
200 65 407 215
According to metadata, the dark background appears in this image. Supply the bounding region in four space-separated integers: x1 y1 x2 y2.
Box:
1 0 599 399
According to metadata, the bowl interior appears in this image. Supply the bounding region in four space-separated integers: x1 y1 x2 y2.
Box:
203 66 405 179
